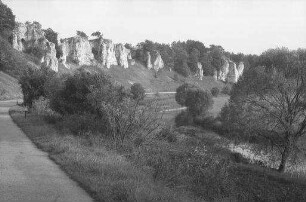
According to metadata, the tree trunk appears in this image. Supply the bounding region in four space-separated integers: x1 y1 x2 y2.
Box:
278 145 290 172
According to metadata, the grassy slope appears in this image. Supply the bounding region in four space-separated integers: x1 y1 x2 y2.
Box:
0 71 22 100
0 36 39 100
0 36 38 77
10 107 201 202
104 62 224 92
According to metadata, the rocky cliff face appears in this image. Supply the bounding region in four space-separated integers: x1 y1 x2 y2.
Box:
152 52 164 71
197 62 203 80
237 62 244 79
146 51 164 71
115 44 130 69
60 35 94 66
40 38 58 72
90 38 131 69
214 57 244 83
227 61 238 83
12 22 58 72
146 51 152 69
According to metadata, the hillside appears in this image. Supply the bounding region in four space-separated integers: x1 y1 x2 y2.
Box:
0 71 21 100
0 35 41 100
0 36 39 78
65 61 225 93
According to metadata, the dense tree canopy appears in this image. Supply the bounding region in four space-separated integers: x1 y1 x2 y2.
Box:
0 1 15 39
221 48 306 172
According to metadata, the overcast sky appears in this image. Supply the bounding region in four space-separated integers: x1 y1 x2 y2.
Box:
3 0 306 54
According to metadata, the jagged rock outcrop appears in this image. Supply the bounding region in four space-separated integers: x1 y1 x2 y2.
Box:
217 58 229 82
237 62 244 78
90 38 132 69
152 52 164 71
60 35 94 66
12 22 58 72
12 22 45 51
227 61 238 83
146 51 152 69
197 62 203 80
145 51 164 71
214 57 244 83
115 44 130 69
40 39 58 72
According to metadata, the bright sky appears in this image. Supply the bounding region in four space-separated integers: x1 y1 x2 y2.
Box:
2 0 306 54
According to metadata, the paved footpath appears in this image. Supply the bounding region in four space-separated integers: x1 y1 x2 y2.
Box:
0 100 93 202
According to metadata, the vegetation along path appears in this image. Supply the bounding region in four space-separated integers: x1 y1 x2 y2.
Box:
0 100 93 202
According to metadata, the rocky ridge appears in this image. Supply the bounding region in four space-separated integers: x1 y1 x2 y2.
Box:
12 22 58 71
214 57 244 83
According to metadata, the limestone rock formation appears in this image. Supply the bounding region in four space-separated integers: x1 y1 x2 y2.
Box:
214 57 244 83
12 22 58 72
60 35 94 66
40 39 58 72
146 51 152 69
115 44 130 69
152 52 164 71
90 38 133 69
197 62 203 80
12 22 45 52
227 61 238 83
237 62 244 78
217 58 229 82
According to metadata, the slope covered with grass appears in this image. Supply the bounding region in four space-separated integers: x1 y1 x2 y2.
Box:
0 36 39 77
0 71 21 100
0 36 39 100
106 62 224 92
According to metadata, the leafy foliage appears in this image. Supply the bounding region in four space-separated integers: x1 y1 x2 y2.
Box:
0 1 15 39
19 67 55 107
211 87 220 97
43 28 62 58
221 48 306 172
76 30 88 39
175 83 197 106
130 83 145 101
185 88 213 117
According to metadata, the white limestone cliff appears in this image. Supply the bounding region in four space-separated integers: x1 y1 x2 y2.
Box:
146 51 152 69
12 22 58 72
115 44 130 69
197 62 203 80
152 52 164 71
59 35 94 66
214 57 244 83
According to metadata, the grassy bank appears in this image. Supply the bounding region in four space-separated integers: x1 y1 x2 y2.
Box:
9 107 197 202
10 105 306 202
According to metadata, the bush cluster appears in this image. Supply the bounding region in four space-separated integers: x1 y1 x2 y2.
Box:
20 68 160 145
211 87 220 97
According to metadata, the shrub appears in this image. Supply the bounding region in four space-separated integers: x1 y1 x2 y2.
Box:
175 110 193 127
130 83 145 101
175 83 197 106
59 113 104 135
173 73 179 81
32 96 61 124
222 85 232 95
0 1 15 39
19 67 56 107
137 141 236 201
49 69 117 115
157 126 177 143
76 30 88 39
173 62 190 77
92 98 162 145
185 89 213 117
211 87 220 97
